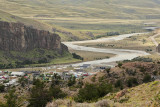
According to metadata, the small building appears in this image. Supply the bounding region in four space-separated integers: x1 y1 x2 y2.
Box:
21 71 32 74
62 71 72 80
80 64 91 69
11 72 25 76
0 71 4 75
74 68 83 72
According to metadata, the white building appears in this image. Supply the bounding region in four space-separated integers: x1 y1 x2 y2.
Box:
11 72 25 76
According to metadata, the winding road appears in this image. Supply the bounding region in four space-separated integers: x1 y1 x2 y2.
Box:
63 33 150 67
149 33 160 47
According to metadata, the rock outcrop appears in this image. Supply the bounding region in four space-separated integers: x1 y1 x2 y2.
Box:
0 21 68 54
156 44 160 53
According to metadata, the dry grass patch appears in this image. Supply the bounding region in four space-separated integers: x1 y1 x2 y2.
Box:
80 33 155 52
69 49 115 62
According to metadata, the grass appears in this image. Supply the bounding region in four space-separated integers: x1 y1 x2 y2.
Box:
24 55 81 67
0 0 160 41
79 33 156 52
46 81 160 107
0 10 92 41
69 49 115 62
0 48 82 69
144 54 160 61
1 0 160 19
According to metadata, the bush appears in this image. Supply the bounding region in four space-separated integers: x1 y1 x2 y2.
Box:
143 74 151 83
74 83 112 102
28 79 52 107
0 89 21 107
0 84 5 92
118 62 123 68
139 66 146 72
68 76 76 86
115 80 123 89
49 86 67 99
127 77 138 87
131 57 152 62
72 53 83 60
38 58 48 64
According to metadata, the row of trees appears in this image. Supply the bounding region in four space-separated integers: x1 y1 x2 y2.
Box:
96 32 120 39
0 58 49 69
72 53 84 60
114 74 152 89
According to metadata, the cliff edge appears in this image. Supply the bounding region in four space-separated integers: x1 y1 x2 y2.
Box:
0 21 70 67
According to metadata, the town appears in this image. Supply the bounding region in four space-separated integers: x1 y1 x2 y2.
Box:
0 64 109 87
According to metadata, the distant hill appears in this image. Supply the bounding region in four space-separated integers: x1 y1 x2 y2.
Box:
0 0 158 36
0 0 160 19
0 10 92 41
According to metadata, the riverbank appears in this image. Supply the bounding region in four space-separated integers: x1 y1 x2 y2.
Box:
63 33 150 67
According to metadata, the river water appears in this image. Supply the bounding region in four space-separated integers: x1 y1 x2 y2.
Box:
63 33 150 67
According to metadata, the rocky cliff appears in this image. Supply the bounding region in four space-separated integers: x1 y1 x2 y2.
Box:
0 21 71 67
157 44 160 53
0 21 68 54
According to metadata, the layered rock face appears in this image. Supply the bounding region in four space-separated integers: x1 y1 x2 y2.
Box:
0 21 68 54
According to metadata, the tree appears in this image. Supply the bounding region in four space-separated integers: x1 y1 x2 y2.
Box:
0 89 22 107
74 83 113 103
51 73 61 87
49 75 67 99
28 79 51 107
68 76 76 86
98 82 112 98
0 84 5 92
118 62 123 68
49 86 67 99
72 53 83 60
105 68 111 74
18 76 28 87
75 84 99 102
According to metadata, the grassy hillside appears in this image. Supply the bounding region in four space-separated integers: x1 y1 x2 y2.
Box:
103 81 160 107
0 10 92 41
1 0 160 19
46 81 160 107
1 0 158 37
102 80 160 107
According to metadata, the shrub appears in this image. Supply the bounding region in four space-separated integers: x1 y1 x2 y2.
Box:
38 58 48 64
139 66 146 72
74 83 112 102
49 86 67 99
115 80 123 89
143 74 151 83
127 77 138 87
131 57 152 62
105 68 111 74
0 89 21 107
91 76 96 82
28 79 52 107
0 84 5 92
68 76 76 86
118 62 123 68
72 53 83 60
